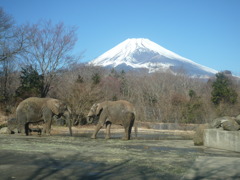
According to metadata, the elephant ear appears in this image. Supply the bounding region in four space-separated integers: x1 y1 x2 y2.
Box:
96 103 104 116
47 99 61 115
87 103 98 117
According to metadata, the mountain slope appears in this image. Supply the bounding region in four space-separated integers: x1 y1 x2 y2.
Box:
89 38 218 77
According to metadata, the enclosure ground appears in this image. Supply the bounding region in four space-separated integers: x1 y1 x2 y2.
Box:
0 126 239 180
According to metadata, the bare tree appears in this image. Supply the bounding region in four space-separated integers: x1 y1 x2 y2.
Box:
0 56 18 102
0 8 27 62
22 20 78 97
0 7 28 104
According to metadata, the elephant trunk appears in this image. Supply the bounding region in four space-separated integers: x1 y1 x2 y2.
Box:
87 116 93 124
64 111 73 136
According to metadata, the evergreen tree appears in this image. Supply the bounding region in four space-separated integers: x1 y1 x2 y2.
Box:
188 89 197 100
92 73 101 85
211 72 237 105
76 75 84 83
16 65 44 99
182 90 204 123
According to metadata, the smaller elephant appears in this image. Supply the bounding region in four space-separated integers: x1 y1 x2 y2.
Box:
7 118 43 135
87 100 135 140
7 118 19 134
29 127 42 135
28 122 43 135
16 97 73 136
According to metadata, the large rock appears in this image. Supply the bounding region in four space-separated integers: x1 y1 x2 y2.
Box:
236 114 240 125
210 116 239 131
222 119 240 131
193 124 209 146
210 117 222 128
0 127 10 134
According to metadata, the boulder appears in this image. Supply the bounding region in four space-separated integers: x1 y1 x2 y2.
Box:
210 116 240 131
0 127 10 134
236 114 240 125
210 117 222 128
193 124 209 146
222 119 240 131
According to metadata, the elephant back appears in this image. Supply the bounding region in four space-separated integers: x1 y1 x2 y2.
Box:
95 100 135 119
17 97 43 112
106 100 135 115
116 100 135 113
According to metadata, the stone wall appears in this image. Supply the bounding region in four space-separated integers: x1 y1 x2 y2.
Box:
204 129 240 152
137 122 198 131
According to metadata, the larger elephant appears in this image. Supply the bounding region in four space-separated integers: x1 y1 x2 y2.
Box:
16 97 73 136
87 100 135 140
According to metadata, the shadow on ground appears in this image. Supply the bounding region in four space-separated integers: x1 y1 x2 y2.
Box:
0 127 239 180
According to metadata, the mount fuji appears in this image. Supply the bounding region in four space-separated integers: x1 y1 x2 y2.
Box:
89 38 218 78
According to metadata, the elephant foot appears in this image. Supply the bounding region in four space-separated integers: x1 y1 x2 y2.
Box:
42 132 51 136
91 135 97 139
105 136 111 140
122 137 130 140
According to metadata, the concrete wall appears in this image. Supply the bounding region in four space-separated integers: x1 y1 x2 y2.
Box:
137 122 198 131
204 129 240 152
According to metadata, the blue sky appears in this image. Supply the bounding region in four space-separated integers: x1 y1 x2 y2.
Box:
1 0 240 74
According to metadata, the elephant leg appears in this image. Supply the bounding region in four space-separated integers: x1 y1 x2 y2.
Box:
43 116 52 135
92 111 109 139
25 123 30 136
92 111 108 139
42 124 47 134
122 127 130 140
123 125 133 140
105 121 112 139
17 120 26 135
45 119 52 135
122 113 135 140
17 113 28 135
18 124 25 135
91 123 103 139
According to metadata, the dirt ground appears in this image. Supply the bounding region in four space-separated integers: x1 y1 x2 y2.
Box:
0 125 240 180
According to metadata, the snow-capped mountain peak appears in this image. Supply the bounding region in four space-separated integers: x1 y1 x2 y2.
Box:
90 38 218 77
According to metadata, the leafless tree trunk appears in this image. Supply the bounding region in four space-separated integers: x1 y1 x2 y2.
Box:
0 8 28 62
21 20 78 97
0 8 29 104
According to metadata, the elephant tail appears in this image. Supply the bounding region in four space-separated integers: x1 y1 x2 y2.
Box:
133 112 138 138
68 118 73 136
134 122 138 138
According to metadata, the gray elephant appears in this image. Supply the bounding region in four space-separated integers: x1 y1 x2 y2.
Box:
28 127 42 135
87 100 135 140
7 118 19 134
16 97 72 136
8 117 43 135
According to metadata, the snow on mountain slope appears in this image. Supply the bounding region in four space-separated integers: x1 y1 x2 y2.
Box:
89 38 218 77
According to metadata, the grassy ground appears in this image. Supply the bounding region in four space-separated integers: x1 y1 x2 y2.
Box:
1 126 239 180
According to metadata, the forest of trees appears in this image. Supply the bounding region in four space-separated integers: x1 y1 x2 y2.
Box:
1 7 240 124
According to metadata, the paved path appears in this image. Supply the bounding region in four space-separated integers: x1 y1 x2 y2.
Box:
183 156 240 180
